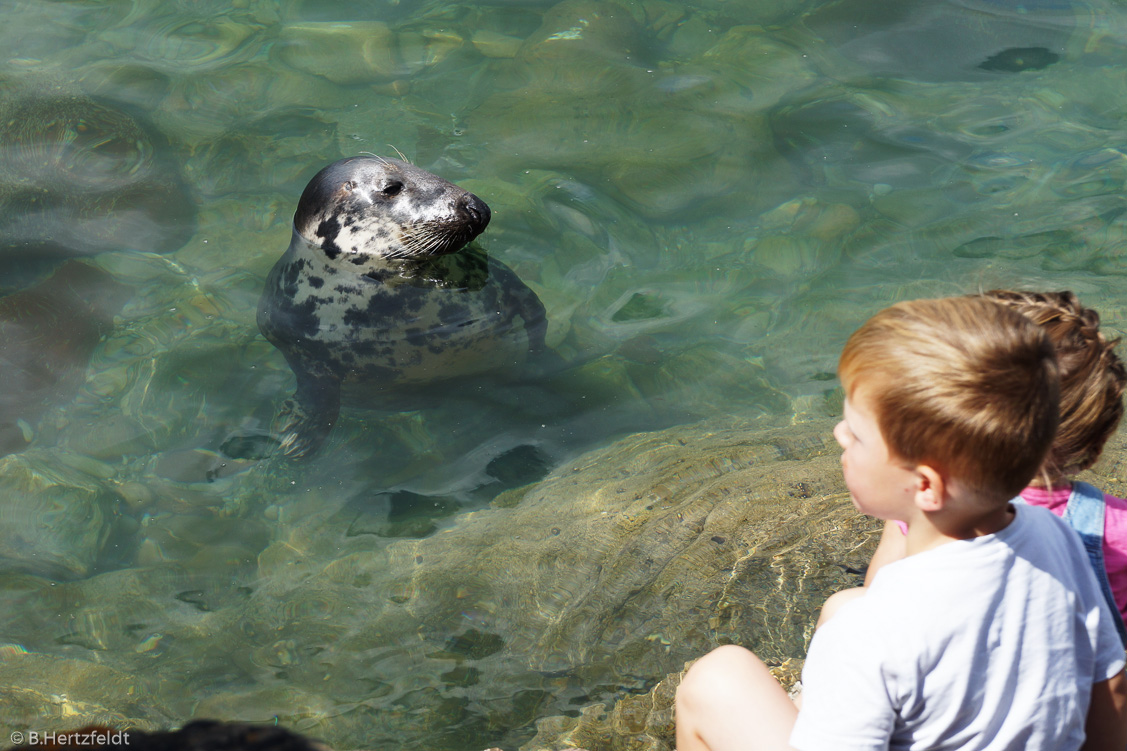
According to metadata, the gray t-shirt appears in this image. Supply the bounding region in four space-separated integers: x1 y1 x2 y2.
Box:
791 503 1126 751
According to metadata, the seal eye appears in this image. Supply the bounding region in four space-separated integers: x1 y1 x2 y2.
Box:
343 181 356 192
382 181 403 197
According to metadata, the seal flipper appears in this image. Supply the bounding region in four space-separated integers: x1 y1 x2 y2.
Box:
276 369 341 458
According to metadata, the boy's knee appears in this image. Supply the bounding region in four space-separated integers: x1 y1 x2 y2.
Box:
678 644 759 709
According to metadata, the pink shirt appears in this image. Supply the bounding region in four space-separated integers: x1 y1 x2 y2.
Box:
1020 485 1127 624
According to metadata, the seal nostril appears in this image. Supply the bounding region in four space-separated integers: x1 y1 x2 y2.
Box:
463 195 491 228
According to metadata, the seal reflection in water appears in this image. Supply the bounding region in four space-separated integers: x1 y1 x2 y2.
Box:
257 156 553 458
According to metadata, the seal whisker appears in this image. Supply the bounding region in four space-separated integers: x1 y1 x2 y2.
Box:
357 151 390 166
388 144 411 164
416 227 448 251
402 222 461 257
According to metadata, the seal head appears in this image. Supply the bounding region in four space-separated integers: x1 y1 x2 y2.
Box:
294 156 490 267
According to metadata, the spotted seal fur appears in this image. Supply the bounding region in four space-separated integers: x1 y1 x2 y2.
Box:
257 156 552 457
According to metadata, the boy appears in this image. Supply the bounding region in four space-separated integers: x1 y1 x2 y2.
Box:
675 296 1127 750
855 290 1127 637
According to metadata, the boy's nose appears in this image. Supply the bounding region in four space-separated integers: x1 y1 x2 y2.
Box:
832 420 848 448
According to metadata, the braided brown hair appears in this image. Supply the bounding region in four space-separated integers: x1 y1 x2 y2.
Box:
982 290 1126 482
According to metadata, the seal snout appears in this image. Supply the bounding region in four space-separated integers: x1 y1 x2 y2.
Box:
460 192 491 236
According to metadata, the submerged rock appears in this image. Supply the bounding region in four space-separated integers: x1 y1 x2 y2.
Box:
383 418 876 677
274 21 403 84
513 0 650 72
273 21 466 86
520 656 802 751
193 417 877 749
798 0 1074 83
0 73 196 266
467 7 806 218
0 652 168 734
0 261 132 456
0 449 116 579
979 46 1061 72
0 417 880 750
521 665 683 751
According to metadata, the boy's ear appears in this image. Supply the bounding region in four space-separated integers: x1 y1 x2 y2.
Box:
914 464 947 512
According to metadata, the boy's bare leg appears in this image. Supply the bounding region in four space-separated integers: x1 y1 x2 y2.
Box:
675 644 798 751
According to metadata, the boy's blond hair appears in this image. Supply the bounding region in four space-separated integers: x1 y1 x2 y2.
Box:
839 296 1059 504
982 290 1125 482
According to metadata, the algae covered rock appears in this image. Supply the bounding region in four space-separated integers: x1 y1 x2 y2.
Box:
0 417 879 751
384 417 878 679
221 417 877 750
0 652 168 733
0 450 117 579
521 663 685 751
513 0 650 72
520 656 803 751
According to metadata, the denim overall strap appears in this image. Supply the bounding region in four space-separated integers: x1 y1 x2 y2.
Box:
1062 481 1127 647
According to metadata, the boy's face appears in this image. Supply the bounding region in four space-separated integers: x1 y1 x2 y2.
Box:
833 390 920 520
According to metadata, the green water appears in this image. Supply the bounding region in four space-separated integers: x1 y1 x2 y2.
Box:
1 0 1127 747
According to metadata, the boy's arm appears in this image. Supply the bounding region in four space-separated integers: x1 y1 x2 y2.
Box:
863 520 907 586
1082 669 1127 751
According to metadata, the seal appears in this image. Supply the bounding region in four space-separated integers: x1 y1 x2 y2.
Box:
257 155 553 457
